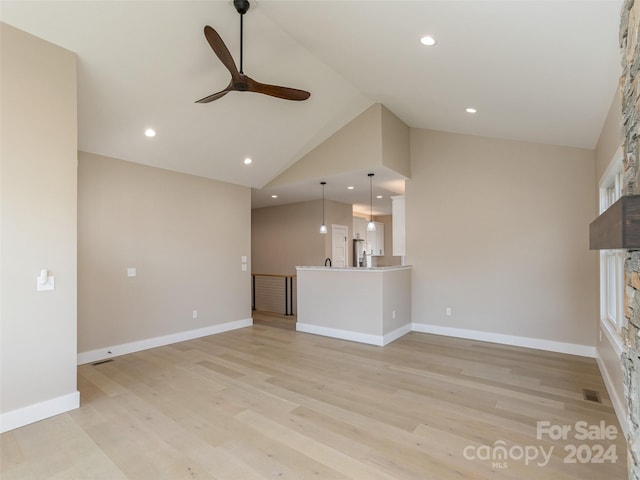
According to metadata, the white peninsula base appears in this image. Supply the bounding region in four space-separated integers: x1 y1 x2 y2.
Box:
295 266 412 346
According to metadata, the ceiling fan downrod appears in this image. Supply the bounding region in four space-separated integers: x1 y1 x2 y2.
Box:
234 0 250 74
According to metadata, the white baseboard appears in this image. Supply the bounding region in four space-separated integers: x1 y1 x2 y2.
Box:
294 322 594 355
0 391 80 434
411 323 597 358
296 323 380 346
596 353 629 436
384 324 413 345
77 318 253 365
296 322 412 347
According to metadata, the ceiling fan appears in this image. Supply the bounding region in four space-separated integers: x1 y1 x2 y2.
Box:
196 0 311 103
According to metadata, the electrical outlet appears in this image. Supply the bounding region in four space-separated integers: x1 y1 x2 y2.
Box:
192 310 198 319
446 307 452 316
392 309 396 319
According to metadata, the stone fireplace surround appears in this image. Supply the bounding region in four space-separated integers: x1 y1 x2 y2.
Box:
620 1 640 478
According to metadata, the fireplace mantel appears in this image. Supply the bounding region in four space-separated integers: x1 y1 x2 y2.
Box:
589 194 640 250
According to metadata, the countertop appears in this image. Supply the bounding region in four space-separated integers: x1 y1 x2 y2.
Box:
296 265 411 272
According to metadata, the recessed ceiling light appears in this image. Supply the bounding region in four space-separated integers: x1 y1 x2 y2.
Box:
271 194 278 198
420 35 436 46
347 186 355 190
244 157 252 165
376 195 383 199
144 128 156 137
465 107 477 114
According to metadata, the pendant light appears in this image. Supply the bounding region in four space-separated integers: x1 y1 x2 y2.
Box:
367 173 376 231
319 181 327 234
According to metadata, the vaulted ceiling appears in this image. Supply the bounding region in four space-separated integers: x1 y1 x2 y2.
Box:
2 1 622 213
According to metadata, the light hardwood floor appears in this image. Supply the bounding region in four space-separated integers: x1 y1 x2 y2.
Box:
1 317 628 479
252 311 296 331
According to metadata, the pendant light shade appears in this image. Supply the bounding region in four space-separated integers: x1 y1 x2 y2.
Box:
367 173 376 231
320 181 327 234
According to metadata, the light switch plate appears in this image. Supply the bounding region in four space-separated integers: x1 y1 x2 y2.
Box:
241 256 247 263
241 264 247 271
127 267 136 277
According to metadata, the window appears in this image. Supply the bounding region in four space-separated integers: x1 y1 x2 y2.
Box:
600 168 622 214
599 148 625 348
602 250 624 328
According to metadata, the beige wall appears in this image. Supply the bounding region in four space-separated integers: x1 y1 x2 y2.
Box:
1 23 78 424
296 267 411 341
77 152 251 353
407 129 597 347
252 199 353 275
267 104 410 188
297 269 384 336
268 104 382 187
381 105 411 178
382 268 412 335
595 89 623 182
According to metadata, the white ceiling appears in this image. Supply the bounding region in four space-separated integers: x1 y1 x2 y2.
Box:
2 1 622 215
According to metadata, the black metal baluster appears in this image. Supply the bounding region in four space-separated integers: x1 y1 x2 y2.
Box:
252 274 255 311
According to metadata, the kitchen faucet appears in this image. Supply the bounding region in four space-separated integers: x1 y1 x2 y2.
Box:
324 257 332 267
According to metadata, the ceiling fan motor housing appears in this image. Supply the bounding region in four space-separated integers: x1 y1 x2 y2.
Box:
235 77 249 91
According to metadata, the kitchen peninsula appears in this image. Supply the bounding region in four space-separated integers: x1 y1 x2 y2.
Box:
296 266 412 346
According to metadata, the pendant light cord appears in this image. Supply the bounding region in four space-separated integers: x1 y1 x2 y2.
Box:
320 181 327 233
322 183 325 224
369 173 374 223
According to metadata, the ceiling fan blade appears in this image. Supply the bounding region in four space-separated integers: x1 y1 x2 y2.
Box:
203 25 241 81
197 6 311 105
246 76 310 101
195 85 232 103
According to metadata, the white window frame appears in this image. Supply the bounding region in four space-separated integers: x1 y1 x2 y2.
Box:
598 147 626 352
